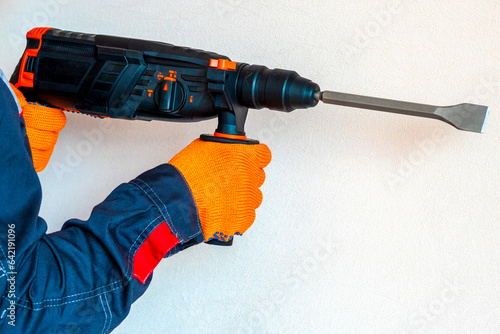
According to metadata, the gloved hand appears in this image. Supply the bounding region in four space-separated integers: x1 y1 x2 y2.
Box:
10 84 66 172
169 139 272 243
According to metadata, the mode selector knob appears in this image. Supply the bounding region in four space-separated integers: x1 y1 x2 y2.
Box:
158 79 185 112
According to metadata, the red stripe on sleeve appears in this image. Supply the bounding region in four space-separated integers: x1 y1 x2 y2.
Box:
133 222 180 284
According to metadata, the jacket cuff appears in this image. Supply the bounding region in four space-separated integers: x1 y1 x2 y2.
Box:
130 163 204 256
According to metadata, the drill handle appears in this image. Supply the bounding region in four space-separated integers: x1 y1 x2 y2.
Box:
199 106 260 145
200 63 259 145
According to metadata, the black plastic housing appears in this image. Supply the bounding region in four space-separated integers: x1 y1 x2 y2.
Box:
11 28 321 137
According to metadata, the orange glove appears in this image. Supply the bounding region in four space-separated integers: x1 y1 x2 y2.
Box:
10 84 66 172
169 139 272 243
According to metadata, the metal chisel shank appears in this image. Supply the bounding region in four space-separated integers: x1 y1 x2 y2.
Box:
318 91 489 133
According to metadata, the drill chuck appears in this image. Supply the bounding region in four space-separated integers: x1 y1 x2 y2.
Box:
235 64 320 112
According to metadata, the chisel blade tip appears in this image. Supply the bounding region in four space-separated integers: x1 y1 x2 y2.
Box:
435 104 490 134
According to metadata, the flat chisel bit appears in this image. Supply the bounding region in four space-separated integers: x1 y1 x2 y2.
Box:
317 91 490 133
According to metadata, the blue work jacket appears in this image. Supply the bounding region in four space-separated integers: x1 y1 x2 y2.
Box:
0 69 203 333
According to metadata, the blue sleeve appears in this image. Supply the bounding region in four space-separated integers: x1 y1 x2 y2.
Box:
0 70 203 333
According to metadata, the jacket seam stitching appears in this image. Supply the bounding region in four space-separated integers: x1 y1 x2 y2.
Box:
168 164 203 239
7 215 163 310
99 294 108 334
103 293 112 333
130 179 178 237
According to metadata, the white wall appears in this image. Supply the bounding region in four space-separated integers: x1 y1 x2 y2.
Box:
1 1 499 333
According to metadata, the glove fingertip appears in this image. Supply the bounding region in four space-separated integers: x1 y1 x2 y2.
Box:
52 108 67 131
254 168 266 188
31 148 52 172
24 104 67 132
254 188 264 208
256 143 272 168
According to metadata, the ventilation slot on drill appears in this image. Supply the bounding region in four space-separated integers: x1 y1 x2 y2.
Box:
97 73 118 83
102 63 125 73
92 63 126 92
24 56 36 73
93 82 113 92
43 39 96 57
93 73 118 92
